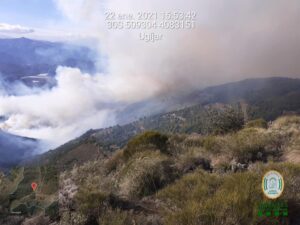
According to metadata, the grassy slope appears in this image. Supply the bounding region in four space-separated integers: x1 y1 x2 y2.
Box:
57 116 300 225
1 115 300 224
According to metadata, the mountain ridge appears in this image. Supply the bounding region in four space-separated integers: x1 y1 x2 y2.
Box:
0 37 97 86
1 76 300 224
34 76 300 170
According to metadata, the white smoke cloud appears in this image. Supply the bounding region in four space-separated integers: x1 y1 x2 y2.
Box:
1 0 300 150
0 67 119 148
54 0 300 89
0 23 34 34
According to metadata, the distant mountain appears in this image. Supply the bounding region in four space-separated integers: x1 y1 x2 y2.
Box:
0 37 97 86
187 77 299 103
187 77 300 120
36 77 300 170
0 130 40 171
116 77 300 124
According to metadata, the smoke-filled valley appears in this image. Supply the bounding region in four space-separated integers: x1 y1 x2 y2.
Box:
1 0 300 225
2 0 300 152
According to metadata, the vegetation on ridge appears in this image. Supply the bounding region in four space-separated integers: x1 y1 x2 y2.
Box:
1 107 300 225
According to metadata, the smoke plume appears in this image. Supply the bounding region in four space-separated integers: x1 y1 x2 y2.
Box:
1 0 300 150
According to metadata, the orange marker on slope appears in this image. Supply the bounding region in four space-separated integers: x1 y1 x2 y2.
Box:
31 182 38 191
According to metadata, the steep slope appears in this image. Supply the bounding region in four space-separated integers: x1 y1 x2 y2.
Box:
1 116 300 224
37 103 244 170
187 77 300 120
52 116 300 225
117 77 300 124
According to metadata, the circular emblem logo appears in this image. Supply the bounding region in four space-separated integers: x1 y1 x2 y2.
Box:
262 170 284 199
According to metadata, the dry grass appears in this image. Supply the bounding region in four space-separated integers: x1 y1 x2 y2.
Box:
117 150 174 198
62 116 300 225
159 163 300 225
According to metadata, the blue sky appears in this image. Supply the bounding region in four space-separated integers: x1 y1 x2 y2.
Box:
0 0 62 27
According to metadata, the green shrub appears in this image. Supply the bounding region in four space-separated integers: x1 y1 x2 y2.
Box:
227 128 277 163
203 136 221 154
123 131 168 160
176 149 211 173
183 136 204 148
246 119 268 129
160 163 300 225
99 209 131 225
167 134 188 156
213 161 231 173
273 116 300 128
210 107 244 134
118 151 175 198
161 171 261 225
76 188 108 216
158 170 222 209
200 173 261 225
105 150 125 173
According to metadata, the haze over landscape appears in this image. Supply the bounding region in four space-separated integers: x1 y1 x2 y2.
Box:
0 0 300 150
1 1 300 225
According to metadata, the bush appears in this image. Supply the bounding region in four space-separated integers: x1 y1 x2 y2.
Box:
209 107 244 134
213 161 231 173
118 151 175 198
227 128 278 163
158 170 222 209
105 150 125 173
273 116 300 129
99 209 131 225
199 172 261 225
183 136 204 148
203 136 221 154
75 188 108 216
160 163 300 225
176 149 211 173
123 131 168 160
246 119 268 129
160 171 262 225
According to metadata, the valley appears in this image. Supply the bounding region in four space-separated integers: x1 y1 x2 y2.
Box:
0 77 300 224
